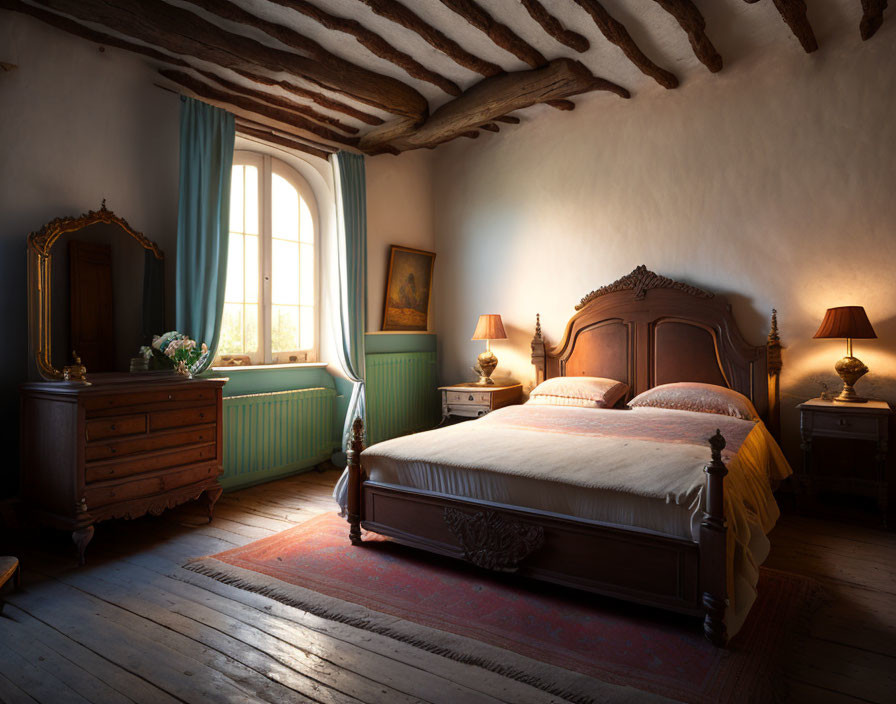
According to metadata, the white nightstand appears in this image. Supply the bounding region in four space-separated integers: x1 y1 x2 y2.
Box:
439 383 522 423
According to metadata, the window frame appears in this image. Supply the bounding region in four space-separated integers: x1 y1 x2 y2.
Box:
217 150 320 366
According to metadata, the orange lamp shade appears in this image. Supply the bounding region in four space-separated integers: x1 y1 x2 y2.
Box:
813 306 877 339
471 314 507 341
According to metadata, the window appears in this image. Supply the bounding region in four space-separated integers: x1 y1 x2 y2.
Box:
218 152 318 364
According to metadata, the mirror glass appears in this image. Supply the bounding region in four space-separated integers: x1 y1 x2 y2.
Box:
44 220 165 374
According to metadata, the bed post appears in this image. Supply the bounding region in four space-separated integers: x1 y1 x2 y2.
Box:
531 313 546 385
700 430 729 646
767 309 782 441
346 416 365 546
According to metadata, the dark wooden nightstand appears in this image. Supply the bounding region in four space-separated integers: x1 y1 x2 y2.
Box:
439 383 522 423
797 398 892 526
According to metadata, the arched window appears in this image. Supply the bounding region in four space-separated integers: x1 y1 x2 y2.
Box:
217 152 318 364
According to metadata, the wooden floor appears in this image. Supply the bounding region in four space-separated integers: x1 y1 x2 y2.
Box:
0 468 893 704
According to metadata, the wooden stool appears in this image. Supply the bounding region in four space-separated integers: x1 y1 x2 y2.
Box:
0 557 20 614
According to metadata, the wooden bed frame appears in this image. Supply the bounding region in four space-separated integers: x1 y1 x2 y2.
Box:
346 266 783 646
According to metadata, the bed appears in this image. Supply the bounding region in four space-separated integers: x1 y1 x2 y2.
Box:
342 266 788 645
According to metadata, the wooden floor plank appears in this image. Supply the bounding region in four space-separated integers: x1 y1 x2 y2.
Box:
0 641 92 704
1 603 179 704
0 613 132 704
0 671 40 704
3 471 895 704
7 578 263 704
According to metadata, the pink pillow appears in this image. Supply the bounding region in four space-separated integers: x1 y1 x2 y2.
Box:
528 376 629 409
628 382 759 421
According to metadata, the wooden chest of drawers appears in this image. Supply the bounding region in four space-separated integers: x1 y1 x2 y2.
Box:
20 373 227 563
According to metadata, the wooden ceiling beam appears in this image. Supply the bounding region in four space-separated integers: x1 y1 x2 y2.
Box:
424 130 480 149
771 0 818 52
479 123 500 132
357 0 502 77
520 0 590 53
651 0 723 72
32 0 428 119
494 115 520 124
860 0 888 39
235 120 334 160
0 0 385 127
437 0 547 68
232 70 384 126
546 99 576 111
743 0 818 53
360 59 628 153
159 69 359 149
263 0 460 96
572 0 679 88
195 69 359 135
0 0 194 68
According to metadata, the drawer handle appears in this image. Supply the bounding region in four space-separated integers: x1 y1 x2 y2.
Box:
468 395 474 401
198 412 205 419
109 424 116 431
839 418 849 426
168 394 173 400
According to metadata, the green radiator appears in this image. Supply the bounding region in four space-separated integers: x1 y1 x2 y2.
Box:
366 351 439 445
221 387 336 490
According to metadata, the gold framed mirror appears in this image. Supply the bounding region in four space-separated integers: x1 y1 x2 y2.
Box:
27 202 165 380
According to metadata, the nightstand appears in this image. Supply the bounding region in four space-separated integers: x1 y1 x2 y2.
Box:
439 383 522 423
797 398 892 526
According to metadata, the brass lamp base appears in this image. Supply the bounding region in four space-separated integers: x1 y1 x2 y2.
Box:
833 355 869 403
473 350 498 386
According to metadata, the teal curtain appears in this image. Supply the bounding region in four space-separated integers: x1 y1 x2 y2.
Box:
175 97 235 371
332 151 368 448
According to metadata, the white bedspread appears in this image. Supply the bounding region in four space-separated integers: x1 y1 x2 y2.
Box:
335 404 792 636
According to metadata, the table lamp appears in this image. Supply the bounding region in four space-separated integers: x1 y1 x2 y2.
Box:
813 306 877 403
471 314 507 385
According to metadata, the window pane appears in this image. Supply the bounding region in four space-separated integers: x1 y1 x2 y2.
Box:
272 239 299 305
219 303 243 355
272 173 299 241
299 198 313 244
300 243 314 306
224 233 243 303
244 165 259 235
245 303 259 356
300 306 314 350
245 234 259 305
271 305 299 352
230 166 243 234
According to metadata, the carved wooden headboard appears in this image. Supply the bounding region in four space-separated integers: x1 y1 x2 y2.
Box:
531 266 782 434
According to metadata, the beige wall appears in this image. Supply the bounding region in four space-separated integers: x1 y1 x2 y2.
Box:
430 29 896 456
366 150 436 332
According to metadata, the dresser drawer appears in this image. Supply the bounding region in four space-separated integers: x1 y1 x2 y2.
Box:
445 390 490 406
84 463 220 509
810 412 879 439
85 443 217 483
84 386 217 413
85 424 216 461
150 405 216 431
86 414 147 441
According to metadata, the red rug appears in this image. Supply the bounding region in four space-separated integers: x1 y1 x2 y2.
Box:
186 512 823 704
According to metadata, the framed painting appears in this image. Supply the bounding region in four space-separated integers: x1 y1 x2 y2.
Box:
382 245 436 331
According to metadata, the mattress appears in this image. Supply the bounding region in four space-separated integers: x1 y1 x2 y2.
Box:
334 403 792 636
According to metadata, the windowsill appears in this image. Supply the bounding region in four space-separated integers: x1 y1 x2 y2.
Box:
210 362 328 372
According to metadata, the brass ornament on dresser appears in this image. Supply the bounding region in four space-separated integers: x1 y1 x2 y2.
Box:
813 306 877 403
26 201 164 381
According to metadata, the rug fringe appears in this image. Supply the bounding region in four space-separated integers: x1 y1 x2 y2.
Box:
183 559 664 704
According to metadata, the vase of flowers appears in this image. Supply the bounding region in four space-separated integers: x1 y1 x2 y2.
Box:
140 331 210 378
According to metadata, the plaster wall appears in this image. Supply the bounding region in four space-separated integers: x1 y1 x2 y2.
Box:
0 12 181 492
430 27 896 457
366 150 437 332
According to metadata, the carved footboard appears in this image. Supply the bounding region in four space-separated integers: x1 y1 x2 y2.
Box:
345 415 731 646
